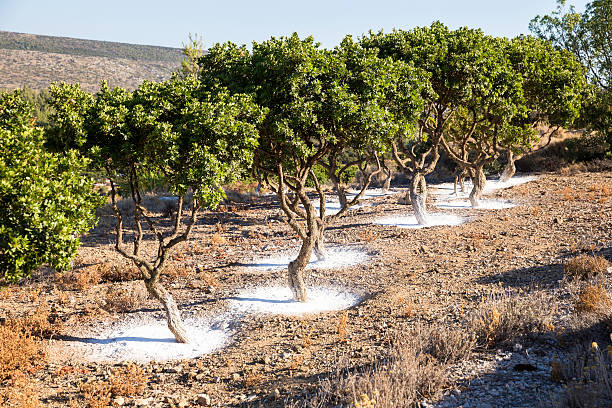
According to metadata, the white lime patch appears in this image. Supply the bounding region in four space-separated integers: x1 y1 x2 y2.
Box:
347 188 399 199
374 213 466 229
246 245 370 272
80 318 229 362
229 285 360 315
430 175 538 200
435 199 516 209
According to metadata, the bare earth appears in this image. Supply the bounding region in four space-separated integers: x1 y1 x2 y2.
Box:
1 168 611 407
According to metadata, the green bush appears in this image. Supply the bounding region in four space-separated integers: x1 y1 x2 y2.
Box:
565 132 611 162
0 91 103 283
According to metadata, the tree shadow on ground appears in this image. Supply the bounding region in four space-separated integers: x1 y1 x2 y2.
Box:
476 263 565 289
477 246 612 289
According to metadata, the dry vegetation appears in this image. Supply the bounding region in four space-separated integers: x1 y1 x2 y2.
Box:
0 167 611 407
0 48 178 92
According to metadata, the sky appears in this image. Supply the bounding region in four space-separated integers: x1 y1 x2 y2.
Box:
0 0 591 49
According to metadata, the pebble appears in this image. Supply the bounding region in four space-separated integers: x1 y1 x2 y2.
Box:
196 393 211 406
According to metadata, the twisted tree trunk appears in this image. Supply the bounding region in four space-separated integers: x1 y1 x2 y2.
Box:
145 275 189 343
469 166 486 208
313 232 326 261
499 150 516 182
288 236 315 302
410 173 428 225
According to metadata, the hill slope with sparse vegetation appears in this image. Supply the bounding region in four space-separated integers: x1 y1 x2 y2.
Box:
0 31 183 91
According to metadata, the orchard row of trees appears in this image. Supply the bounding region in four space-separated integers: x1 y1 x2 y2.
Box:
2 9 607 341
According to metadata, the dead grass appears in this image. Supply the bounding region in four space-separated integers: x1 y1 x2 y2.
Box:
564 255 610 281
0 325 45 381
101 283 148 313
554 343 612 408
336 311 349 341
467 291 556 348
574 285 611 314
294 324 474 408
58 261 141 290
0 370 41 407
79 364 148 408
6 304 59 339
109 364 149 396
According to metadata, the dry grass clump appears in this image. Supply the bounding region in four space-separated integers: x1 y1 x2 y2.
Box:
58 262 141 290
5 304 59 339
295 325 473 408
554 343 612 408
564 255 610 281
0 325 45 381
467 291 556 348
101 283 148 313
574 285 611 314
425 326 476 364
79 364 148 408
0 316 46 407
0 370 41 407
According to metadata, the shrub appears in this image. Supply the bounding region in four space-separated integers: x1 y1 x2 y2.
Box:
565 255 610 280
574 285 611 314
467 291 556 348
294 325 473 408
555 343 612 408
565 132 611 163
0 90 103 283
0 324 45 381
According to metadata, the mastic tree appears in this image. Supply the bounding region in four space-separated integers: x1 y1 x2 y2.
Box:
361 23 493 223
0 90 102 283
531 0 611 154
440 35 528 207
48 77 264 342
199 34 424 301
497 35 586 181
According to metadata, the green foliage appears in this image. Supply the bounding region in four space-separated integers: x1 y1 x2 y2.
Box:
48 76 264 210
531 0 611 151
0 90 103 282
200 34 425 192
565 131 611 161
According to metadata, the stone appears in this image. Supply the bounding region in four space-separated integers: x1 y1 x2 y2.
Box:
196 394 211 406
113 396 125 406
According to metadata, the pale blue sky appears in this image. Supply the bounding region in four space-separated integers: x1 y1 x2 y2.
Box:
0 0 590 49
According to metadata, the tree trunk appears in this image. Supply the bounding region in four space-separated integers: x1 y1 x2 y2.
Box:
469 166 486 208
382 168 392 193
313 232 326 261
499 150 516 182
145 276 190 343
459 171 466 192
337 185 348 210
410 174 428 225
288 237 315 302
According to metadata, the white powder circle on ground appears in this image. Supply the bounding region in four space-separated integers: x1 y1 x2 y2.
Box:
81 318 229 362
312 201 364 216
347 188 399 199
430 175 538 199
374 213 466 229
435 199 516 209
246 246 369 272
229 285 360 315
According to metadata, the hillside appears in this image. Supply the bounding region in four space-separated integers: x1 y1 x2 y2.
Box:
0 31 184 92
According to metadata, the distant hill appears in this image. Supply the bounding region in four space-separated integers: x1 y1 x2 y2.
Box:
0 31 185 92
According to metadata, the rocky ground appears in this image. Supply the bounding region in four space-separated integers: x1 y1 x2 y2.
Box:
1 165 611 407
